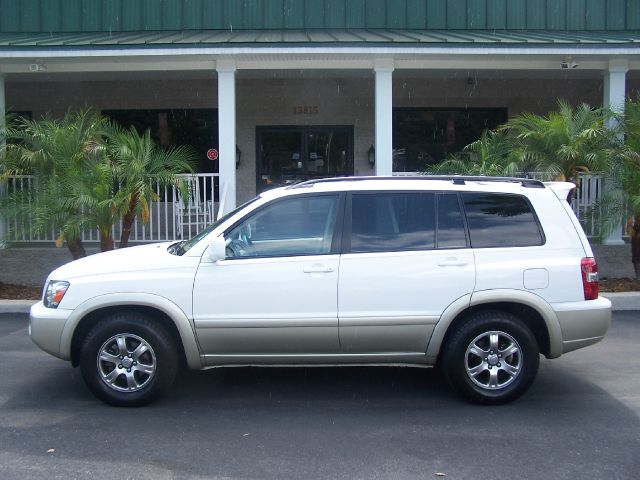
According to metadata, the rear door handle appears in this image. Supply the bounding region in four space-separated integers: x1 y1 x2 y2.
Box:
303 266 334 274
438 258 468 267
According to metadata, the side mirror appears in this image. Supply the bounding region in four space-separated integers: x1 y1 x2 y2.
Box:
208 236 226 262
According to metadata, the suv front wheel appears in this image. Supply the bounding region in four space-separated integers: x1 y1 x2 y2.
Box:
442 310 540 405
79 312 179 406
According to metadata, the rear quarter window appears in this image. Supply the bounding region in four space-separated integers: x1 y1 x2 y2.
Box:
462 192 544 248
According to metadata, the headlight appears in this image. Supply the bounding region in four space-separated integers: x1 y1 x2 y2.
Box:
43 281 70 308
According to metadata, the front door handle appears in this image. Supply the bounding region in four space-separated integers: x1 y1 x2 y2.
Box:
303 265 334 274
438 258 468 267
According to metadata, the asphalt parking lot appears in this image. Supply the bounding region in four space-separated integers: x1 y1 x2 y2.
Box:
1 312 639 480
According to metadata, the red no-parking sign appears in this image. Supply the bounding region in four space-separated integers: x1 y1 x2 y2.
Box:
206 148 218 161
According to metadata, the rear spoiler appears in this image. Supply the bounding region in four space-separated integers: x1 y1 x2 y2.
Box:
544 182 576 201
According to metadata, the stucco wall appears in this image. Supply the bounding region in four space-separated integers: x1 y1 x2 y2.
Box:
5 71 623 202
5 78 217 118
393 75 603 113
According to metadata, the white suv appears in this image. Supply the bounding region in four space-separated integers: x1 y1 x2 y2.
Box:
30 176 611 406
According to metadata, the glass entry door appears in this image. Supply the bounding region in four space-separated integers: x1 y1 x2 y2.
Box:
257 126 353 193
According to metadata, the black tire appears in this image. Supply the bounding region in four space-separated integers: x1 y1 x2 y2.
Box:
441 310 539 405
79 312 179 407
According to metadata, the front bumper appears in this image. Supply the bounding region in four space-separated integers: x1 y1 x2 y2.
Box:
552 297 612 354
29 301 73 360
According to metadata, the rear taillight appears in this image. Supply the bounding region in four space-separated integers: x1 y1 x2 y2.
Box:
581 258 599 300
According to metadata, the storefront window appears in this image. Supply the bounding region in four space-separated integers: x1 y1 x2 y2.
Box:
392 108 508 172
102 109 218 174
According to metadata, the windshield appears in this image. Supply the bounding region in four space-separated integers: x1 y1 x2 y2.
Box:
174 197 260 255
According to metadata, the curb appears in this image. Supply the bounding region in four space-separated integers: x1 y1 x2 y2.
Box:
0 294 638 316
601 292 640 312
0 300 37 314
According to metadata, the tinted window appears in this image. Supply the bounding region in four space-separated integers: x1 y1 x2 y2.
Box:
225 195 339 258
437 193 467 248
462 193 543 248
103 109 217 174
392 108 508 171
350 193 435 253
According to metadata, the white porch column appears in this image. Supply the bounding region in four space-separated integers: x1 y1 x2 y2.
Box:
216 59 237 216
603 59 629 246
374 59 394 176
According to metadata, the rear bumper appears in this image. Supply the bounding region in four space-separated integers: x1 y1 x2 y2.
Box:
29 301 73 360
552 297 612 354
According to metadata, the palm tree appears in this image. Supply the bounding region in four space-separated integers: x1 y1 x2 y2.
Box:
0 110 114 258
600 97 640 279
105 125 196 248
432 129 524 176
502 100 618 183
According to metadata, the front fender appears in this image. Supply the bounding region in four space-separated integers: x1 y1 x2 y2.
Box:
59 293 202 369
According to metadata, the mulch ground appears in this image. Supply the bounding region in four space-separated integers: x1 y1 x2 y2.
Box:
599 278 640 292
1 278 639 300
0 282 41 300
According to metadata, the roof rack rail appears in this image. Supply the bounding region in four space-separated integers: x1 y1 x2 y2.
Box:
288 175 545 189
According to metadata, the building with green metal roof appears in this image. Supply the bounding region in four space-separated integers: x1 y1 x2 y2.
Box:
0 0 638 243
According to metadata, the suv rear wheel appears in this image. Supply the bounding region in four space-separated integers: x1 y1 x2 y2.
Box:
442 310 540 405
79 312 178 406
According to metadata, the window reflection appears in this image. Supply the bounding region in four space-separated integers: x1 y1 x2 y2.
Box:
350 193 436 253
226 195 339 258
462 193 544 248
393 108 508 172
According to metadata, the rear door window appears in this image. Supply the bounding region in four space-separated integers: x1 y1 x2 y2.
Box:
348 192 436 253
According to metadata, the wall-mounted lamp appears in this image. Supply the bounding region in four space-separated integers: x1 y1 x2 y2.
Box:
368 144 375 166
236 144 241 169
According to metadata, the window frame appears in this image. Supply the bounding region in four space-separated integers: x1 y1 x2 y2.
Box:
343 190 471 255
460 192 547 249
436 192 471 250
222 192 346 260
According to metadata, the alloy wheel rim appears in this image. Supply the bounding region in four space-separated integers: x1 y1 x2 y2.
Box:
97 333 156 393
464 330 522 390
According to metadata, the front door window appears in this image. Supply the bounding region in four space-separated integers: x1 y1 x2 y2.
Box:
257 126 353 192
225 195 339 258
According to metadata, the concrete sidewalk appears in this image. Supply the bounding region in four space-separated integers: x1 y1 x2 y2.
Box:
2 293 639 315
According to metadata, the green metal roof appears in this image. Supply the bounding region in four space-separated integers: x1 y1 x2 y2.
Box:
1 0 639 33
0 29 639 49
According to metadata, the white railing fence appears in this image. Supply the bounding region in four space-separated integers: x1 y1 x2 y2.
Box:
1 173 219 244
0 172 617 243
572 174 604 239
525 172 605 238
